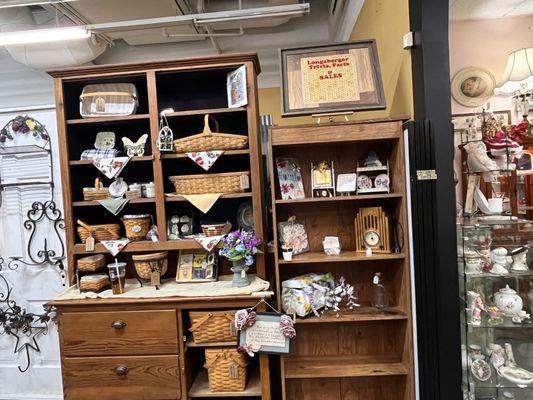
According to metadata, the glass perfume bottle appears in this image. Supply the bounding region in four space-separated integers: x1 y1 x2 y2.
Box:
371 272 389 312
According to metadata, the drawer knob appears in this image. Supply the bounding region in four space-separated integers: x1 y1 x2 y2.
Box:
115 365 128 376
111 320 126 329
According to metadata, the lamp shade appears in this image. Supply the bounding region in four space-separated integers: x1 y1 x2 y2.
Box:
495 48 533 95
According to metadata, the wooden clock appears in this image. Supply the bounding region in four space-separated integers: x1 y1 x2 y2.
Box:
354 206 392 254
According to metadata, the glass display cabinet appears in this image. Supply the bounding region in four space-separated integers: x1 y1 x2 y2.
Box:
458 218 533 400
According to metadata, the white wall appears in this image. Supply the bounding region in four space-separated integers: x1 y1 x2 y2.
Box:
0 107 63 400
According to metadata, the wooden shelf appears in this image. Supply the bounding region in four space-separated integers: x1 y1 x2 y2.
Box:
185 337 237 348
279 251 405 264
188 369 261 397
275 193 402 204
70 156 153 165
66 114 150 125
295 307 408 324
284 357 407 379
161 149 250 159
73 239 216 254
73 197 155 207
165 192 253 202
163 106 246 118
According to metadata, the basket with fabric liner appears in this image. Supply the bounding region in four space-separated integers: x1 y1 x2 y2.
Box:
132 251 168 280
169 171 250 195
79 83 138 118
77 220 120 243
188 310 238 344
122 214 151 240
204 348 248 392
173 114 248 153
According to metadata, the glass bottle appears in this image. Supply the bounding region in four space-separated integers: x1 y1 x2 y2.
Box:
371 272 389 312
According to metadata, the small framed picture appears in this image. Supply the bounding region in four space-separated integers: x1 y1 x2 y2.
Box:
278 219 310 255
237 313 291 354
311 161 335 198
276 157 305 200
176 250 218 283
336 173 357 194
227 65 248 108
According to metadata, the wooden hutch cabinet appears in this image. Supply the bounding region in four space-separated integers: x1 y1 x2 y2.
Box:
48 54 271 400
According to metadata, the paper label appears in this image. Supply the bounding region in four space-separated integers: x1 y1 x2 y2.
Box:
240 174 250 190
245 320 286 348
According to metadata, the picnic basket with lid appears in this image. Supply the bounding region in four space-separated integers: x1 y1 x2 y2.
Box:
173 114 248 153
79 83 138 118
188 310 237 344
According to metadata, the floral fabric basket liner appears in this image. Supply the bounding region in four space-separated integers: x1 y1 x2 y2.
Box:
79 83 138 118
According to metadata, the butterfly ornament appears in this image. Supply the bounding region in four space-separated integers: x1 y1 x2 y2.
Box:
122 134 148 157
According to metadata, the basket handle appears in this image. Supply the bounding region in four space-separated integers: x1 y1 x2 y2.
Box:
77 219 93 233
80 91 137 99
201 114 220 136
203 352 248 369
188 313 213 332
94 177 102 190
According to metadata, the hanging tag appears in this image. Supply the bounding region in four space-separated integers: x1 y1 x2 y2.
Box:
86 235 95 252
230 321 237 337
151 270 161 286
229 364 239 379
373 275 379 285
366 247 373 257
239 174 250 190
241 269 246 278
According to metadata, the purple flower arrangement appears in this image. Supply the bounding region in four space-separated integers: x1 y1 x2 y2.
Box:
219 230 263 266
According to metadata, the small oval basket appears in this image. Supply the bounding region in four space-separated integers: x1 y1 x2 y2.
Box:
122 214 152 240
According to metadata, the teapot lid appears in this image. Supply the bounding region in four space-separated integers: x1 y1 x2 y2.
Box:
499 284 517 294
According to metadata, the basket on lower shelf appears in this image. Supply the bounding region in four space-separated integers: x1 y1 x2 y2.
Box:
204 348 248 393
132 251 168 286
169 171 250 195
189 310 237 344
77 254 106 272
77 220 121 243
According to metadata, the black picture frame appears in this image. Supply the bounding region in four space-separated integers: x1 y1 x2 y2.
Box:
280 40 386 117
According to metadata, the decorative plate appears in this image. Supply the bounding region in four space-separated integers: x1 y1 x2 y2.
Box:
498 365 533 386
357 175 372 189
374 174 389 189
451 67 496 108
237 201 254 231
471 359 491 381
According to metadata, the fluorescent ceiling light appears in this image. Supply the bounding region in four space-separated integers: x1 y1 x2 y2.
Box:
0 0 78 8
0 26 90 46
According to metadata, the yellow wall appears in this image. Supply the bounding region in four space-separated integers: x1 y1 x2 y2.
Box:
258 0 413 125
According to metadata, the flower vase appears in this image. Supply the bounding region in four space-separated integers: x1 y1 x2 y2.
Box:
231 259 250 287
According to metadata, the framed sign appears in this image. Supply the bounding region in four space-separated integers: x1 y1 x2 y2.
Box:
280 40 386 117
237 312 292 354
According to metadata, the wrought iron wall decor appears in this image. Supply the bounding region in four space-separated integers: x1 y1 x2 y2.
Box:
0 115 66 284
0 257 56 372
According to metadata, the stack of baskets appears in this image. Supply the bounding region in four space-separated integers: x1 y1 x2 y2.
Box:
188 310 248 393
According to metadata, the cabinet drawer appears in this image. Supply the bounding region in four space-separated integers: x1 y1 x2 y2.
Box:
60 310 178 356
63 355 180 400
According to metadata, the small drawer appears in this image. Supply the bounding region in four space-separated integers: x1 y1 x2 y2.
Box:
63 355 180 400
60 310 178 356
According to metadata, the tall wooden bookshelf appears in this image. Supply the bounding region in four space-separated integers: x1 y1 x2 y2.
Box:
48 54 271 400
268 119 415 400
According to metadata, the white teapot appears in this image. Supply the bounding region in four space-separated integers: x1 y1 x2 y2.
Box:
494 285 523 316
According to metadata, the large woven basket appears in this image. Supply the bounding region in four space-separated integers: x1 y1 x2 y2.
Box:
189 310 237 344
132 251 168 280
83 178 110 201
201 222 232 237
173 114 248 153
204 348 248 392
77 220 120 243
169 171 250 195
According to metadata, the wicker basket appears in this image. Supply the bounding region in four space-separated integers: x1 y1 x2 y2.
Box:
79 274 110 292
77 254 106 272
83 178 110 201
132 251 168 280
189 310 237 344
169 171 250 195
204 348 248 392
77 220 121 243
201 222 232 237
173 114 248 153
122 214 151 240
